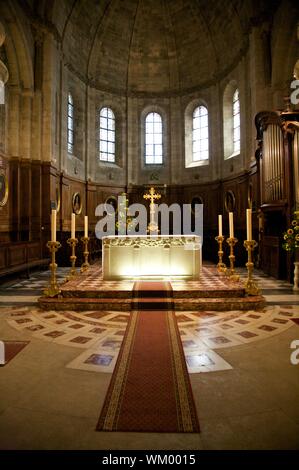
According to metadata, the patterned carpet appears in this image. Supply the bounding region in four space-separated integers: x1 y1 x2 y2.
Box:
97 281 199 432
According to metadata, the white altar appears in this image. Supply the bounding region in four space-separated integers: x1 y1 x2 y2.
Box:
102 235 202 280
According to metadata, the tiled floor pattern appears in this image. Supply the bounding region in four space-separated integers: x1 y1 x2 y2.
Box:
1 264 298 376
2 304 299 374
0 268 70 305
1 264 299 305
63 265 239 293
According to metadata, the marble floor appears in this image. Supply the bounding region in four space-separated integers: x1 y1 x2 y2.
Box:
2 304 298 376
0 265 299 449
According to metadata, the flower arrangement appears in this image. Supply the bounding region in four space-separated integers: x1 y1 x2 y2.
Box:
282 212 299 252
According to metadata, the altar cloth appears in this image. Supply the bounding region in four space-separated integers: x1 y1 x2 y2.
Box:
102 235 202 280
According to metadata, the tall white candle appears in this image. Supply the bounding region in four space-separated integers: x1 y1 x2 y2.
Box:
71 213 76 239
84 216 88 238
51 209 56 242
218 214 223 237
246 208 252 241
229 212 234 238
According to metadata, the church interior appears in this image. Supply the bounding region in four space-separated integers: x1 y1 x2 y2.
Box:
0 0 299 451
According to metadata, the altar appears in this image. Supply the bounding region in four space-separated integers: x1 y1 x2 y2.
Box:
102 235 202 280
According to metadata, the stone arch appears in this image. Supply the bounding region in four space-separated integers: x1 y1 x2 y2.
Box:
0 3 34 92
271 2 299 95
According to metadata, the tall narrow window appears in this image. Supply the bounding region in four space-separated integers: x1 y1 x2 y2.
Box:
232 89 240 154
67 93 74 154
192 106 209 161
145 112 163 164
99 107 115 162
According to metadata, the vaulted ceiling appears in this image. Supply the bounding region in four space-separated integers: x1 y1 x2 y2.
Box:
20 0 281 94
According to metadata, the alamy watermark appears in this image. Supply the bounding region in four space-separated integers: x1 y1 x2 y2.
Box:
290 79 299 105
290 340 299 365
94 195 203 247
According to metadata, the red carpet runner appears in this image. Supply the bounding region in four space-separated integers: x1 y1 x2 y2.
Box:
97 281 199 433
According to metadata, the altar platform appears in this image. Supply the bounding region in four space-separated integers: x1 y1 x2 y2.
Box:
39 263 265 312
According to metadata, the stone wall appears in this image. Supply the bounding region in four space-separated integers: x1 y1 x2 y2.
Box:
0 0 298 275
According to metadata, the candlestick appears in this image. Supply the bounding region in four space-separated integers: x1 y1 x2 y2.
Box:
229 212 234 239
246 208 252 241
44 240 61 297
81 236 90 272
71 213 76 239
256 209 263 269
84 216 88 238
243 239 260 295
218 214 223 237
67 237 78 280
226 236 239 282
215 234 226 272
51 209 57 242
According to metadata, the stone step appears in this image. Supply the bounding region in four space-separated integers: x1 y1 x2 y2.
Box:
131 298 174 310
39 295 265 312
60 287 245 299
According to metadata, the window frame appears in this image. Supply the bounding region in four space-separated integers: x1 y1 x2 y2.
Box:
67 92 74 155
144 111 164 165
192 105 209 163
232 88 240 155
223 82 241 160
98 106 116 163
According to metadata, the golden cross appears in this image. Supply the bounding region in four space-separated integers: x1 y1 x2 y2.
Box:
143 187 161 205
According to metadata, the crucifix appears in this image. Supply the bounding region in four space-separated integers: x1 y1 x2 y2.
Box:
143 186 161 234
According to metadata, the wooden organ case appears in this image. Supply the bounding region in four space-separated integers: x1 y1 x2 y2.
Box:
255 109 299 280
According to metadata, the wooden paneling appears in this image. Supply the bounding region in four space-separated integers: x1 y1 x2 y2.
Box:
9 244 27 266
31 161 42 241
0 248 6 269
0 156 260 271
262 236 284 278
0 154 10 240
0 242 47 277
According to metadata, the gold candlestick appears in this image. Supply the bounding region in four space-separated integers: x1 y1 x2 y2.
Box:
67 237 78 280
44 240 61 297
81 236 90 272
226 237 239 282
215 235 227 272
243 239 260 295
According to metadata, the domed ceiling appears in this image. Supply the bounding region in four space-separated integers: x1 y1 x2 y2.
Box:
47 0 277 95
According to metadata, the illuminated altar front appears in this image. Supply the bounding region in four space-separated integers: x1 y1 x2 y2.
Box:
102 235 202 280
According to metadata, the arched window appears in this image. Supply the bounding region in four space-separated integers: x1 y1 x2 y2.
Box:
223 83 240 159
145 112 163 164
67 93 74 154
232 89 240 154
192 105 209 161
99 107 115 162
